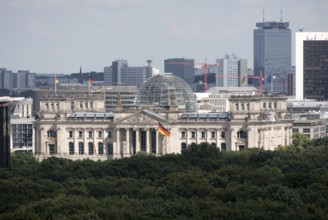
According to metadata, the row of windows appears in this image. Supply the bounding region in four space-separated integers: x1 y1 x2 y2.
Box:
293 128 311 133
76 101 94 109
263 102 277 109
49 142 114 156
47 130 112 139
68 142 104 155
181 143 227 151
180 130 247 139
235 103 250 111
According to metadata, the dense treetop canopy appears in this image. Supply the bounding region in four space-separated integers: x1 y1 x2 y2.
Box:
1 137 328 219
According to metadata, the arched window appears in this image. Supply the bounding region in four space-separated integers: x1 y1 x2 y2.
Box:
221 143 226 152
98 142 104 155
211 143 217 148
78 142 84 155
237 130 247 139
69 142 74 155
88 142 94 155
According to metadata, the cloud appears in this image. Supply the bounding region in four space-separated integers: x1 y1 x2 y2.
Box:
162 15 205 37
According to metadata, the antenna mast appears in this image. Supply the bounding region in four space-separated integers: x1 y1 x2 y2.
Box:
263 9 265 22
280 9 283 22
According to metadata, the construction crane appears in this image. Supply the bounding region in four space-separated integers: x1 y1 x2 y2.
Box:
165 58 218 92
217 71 264 95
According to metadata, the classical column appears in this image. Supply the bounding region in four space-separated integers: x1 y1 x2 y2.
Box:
216 129 220 149
146 128 150 153
73 130 77 155
156 130 159 155
56 128 61 155
126 128 130 156
93 129 97 155
40 128 45 154
136 129 140 153
116 128 121 158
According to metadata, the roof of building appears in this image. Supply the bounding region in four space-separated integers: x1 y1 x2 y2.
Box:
179 112 229 120
67 112 114 119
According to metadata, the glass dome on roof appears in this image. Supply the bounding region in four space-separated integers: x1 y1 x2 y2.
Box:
135 73 197 112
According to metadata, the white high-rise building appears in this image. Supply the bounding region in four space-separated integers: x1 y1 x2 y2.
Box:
216 54 248 87
296 32 328 100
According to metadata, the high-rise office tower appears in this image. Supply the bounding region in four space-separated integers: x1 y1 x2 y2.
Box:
254 20 291 94
216 54 248 87
164 58 195 90
296 32 328 100
104 60 155 87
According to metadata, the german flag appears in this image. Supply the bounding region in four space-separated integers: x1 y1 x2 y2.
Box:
88 75 93 84
158 122 170 137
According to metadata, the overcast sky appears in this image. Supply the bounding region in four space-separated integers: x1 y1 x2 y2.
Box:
0 0 327 74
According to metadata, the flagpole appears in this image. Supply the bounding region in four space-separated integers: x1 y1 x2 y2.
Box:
55 73 57 94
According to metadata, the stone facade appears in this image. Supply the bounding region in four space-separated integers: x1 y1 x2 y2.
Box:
34 94 293 161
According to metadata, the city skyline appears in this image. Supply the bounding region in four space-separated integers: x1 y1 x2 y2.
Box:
0 0 327 74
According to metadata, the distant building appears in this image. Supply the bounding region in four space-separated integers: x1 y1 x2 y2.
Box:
216 54 248 87
0 69 36 90
104 60 155 87
10 98 34 153
295 32 328 100
34 92 293 161
254 21 291 93
164 58 195 90
0 68 15 90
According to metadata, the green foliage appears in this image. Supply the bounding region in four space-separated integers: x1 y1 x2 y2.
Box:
1 139 328 219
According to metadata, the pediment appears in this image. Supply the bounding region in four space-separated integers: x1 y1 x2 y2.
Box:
116 109 168 124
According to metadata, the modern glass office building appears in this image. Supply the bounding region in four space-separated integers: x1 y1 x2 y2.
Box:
254 21 291 94
295 32 328 100
164 58 195 90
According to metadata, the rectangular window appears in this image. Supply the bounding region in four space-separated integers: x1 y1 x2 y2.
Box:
181 131 186 138
292 128 299 133
69 142 74 155
88 143 94 155
274 102 277 108
79 131 83 138
303 128 311 133
191 131 196 139
98 143 104 155
90 102 93 109
201 131 206 139
98 131 103 138
69 131 73 138
108 131 112 138
221 131 225 138
88 131 93 138
49 144 55 155
263 103 266 108
268 103 272 108
79 142 84 155
211 131 216 139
